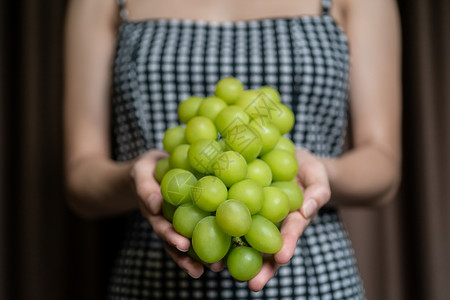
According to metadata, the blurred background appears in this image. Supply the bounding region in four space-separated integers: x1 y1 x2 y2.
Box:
1 0 449 299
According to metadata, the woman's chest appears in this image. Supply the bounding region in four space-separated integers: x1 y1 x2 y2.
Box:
111 17 350 158
114 17 349 101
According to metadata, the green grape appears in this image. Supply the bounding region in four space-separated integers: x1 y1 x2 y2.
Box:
162 126 187 154
235 90 259 110
154 157 170 183
227 246 263 281
162 200 177 222
212 151 248 187
218 138 227 151
244 215 283 254
216 199 252 237
258 86 281 103
228 179 264 215
214 77 244 104
259 186 290 223
271 180 303 212
185 116 218 144
273 136 296 155
160 168 197 206
249 117 281 155
192 216 231 263
261 149 298 181
243 89 279 120
225 124 262 162
269 103 295 135
187 245 205 263
246 159 272 187
215 105 250 136
169 144 194 172
197 96 228 121
178 96 203 124
192 176 228 212
172 203 210 238
188 139 223 174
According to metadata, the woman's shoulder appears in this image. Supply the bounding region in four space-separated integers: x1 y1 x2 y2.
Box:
66 0 120 29
339 0 398 17
335 0 399 37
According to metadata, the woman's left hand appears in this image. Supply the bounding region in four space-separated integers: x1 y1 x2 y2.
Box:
248 147 331 292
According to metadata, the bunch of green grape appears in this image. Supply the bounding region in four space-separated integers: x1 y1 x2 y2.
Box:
154 77 303 281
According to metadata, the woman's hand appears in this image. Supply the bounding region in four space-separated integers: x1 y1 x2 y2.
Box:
130 149 205 278
247 147 331 292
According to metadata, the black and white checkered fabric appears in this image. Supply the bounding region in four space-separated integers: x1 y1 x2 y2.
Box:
108 0 365 299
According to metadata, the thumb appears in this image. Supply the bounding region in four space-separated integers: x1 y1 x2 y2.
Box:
132 152 167 214
144 192 164 215
274 211 309 265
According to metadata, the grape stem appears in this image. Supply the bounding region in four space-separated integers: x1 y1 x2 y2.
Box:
232 236 249 247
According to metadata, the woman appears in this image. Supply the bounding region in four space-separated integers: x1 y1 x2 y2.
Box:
64 0 401 298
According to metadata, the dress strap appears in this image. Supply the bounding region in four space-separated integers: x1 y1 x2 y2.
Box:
321 0 332 15
117 0 128 21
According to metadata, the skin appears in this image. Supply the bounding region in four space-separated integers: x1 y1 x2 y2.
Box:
64 0 401 292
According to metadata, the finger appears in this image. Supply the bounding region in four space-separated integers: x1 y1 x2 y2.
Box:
143 207 190 251
247 256 280 292
297 161 328 188
295 175 305 190
148 149 170 158
132 150 168 181
164 243 204 278
205 260 225 272
144 192 163 216
274 211 309 265
301 183 331 219
295 150 330 219
134 176 162 214
132 151 169 212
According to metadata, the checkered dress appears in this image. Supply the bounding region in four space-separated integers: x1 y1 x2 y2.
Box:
108 0 366 299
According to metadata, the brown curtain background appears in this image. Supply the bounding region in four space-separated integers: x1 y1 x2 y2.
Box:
1 1 449 299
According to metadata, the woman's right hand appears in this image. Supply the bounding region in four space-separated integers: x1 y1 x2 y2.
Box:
130 149 205 278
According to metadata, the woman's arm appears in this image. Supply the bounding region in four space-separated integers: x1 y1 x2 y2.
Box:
322 0 402 207
64 0 139 218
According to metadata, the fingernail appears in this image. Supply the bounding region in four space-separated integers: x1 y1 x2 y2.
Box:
146 194 161 214
302 199 317 219
188 272 201 279
176 246 188 252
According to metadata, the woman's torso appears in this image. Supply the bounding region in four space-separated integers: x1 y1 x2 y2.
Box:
112 0 349 161
108 0 365 299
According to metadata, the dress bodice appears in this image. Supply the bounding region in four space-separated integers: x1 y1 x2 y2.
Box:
111 10 349 162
